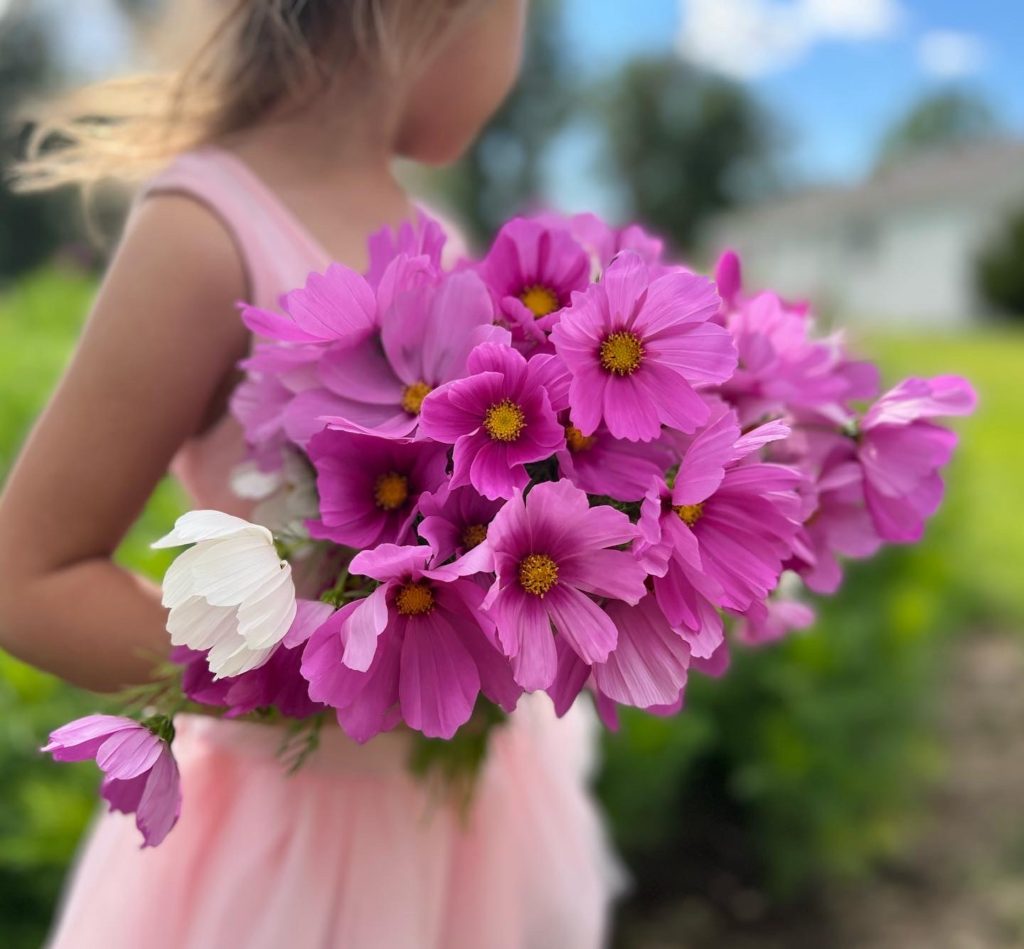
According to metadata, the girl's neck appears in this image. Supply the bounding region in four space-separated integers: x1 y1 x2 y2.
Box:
216 81 417 262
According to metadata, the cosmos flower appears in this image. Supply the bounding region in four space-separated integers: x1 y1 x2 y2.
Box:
416 484 505 564
300 545 520 741
43 715 181 847
313 268 508 438
550 253 736 442
638 409 802 658
174 600 335 719
478 217 591 342
418 342 565 500
305 428 447 549
478 479 647 691
154 511 297 679
856 375 977 543
556 421 675 502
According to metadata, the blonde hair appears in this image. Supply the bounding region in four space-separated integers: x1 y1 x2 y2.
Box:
14 0 479 191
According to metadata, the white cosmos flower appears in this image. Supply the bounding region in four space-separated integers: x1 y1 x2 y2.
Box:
153 511 297 679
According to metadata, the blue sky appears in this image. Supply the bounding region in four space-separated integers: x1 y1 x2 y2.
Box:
560 0 1024 186
19 0 1024 211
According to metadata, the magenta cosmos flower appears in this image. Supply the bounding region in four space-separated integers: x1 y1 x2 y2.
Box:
366 212 447 288
306 428 447 548
547 594 691 715
722 291 879 424
312 268 509 438
475 479 647 691
417 484 505 563
301 545 520 741
174 600 335 720
550 253 737 442
418 342 565 500
556 422 676 502
478 217 591 341
856 375 976 543
242 262 377 345
43 715 181 847
638 409 802 658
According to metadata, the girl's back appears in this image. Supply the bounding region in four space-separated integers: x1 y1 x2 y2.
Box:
0 4 619 945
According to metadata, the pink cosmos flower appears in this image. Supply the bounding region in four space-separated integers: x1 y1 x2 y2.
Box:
478 217 591 341
736 595 816 646
533 211 665 274
43 715 181 847
550 253 737 442
476 479 647 691
241 262 378 345
312 268 508 438
366 212 447 288
638 409 802 658
174 600 335 719
417 484 505 563
790 450 882 594
418 342 565 500
306 428 447 548
557 422 676 502
300 545 520 741
721 291 880 424
857 375 977 543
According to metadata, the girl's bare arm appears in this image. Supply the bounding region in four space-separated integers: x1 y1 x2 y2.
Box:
0 196 249 691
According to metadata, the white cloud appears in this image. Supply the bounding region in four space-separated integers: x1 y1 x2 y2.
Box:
918 30 988 79
676 0 905 80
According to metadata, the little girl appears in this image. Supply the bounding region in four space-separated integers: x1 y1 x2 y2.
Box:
0 2 617 946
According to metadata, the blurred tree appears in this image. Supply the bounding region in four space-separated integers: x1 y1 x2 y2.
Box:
0 12 78 282
876 90 1000 169
602 58 776 253
431 0 570 246
976 206 1024 320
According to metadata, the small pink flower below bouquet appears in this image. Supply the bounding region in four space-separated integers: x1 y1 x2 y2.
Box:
44 213 976 846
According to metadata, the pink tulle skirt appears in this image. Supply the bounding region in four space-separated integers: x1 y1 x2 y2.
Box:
47 697 620 948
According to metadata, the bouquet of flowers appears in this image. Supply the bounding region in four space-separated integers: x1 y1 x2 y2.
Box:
43 212 976 846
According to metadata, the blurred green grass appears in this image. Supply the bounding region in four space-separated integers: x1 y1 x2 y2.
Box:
0 268 1021 944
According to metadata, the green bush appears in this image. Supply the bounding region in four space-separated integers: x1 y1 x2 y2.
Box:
977 207 1024 320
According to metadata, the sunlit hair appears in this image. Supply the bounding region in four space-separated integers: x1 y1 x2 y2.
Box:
13 0 480 191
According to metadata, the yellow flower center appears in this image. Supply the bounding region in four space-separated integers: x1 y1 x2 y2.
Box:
519 284 560 319
674 503 704 527
395 581 435 616
400 380 432 415
461 523 488 549
599 331 644 375
483 399 526 442
373 471 409 511
518 553 559 597
565 425 597 453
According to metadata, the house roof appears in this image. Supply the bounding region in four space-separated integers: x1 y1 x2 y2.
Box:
711 138 1024 236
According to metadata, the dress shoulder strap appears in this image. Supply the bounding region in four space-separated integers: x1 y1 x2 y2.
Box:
134 147 328 310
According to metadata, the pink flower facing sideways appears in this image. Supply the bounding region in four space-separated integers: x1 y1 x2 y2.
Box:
301 545 520 741
477 479 647 691
551 252 737 442
418 342 565 500
856 375 977 543
43 715 181 847
313 266 509 439
639 408 803 659
307 428 447 548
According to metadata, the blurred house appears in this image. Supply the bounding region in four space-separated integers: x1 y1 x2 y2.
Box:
708 139 1024 327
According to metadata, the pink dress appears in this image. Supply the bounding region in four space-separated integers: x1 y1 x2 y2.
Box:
47 148 620 949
